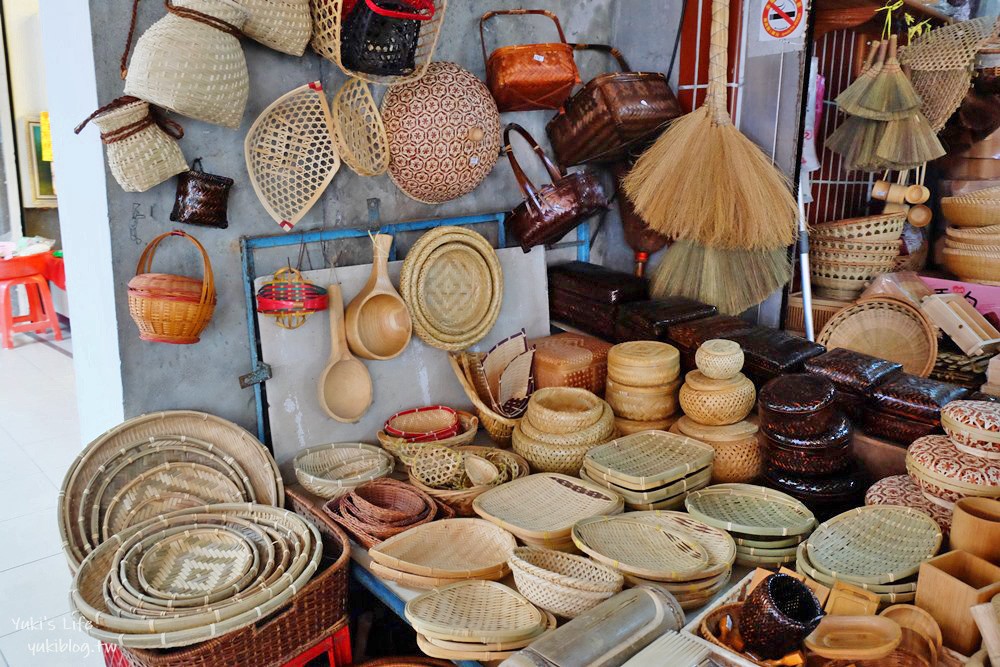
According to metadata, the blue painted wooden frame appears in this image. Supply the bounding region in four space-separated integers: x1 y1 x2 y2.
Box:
240 212 590 445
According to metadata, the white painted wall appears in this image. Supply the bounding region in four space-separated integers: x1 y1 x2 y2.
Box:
38 2 124 442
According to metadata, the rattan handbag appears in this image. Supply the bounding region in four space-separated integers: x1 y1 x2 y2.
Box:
547 45 682 167
480 9 580 112
127 231 216 344
503 124 609 252
169 158 234 229
122 0 250 129
74 96 188 193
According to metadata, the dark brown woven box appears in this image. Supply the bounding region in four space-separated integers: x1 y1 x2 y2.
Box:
803 348 904 394
725 328 826 386
665 314 754 351
120 485 350 667
613 298 718 342
758 374 839 439
548 262 647 340
763 464 867 520
868 373 971 424
858 408 943 444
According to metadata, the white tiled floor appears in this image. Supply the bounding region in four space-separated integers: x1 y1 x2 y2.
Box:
0 327 104 666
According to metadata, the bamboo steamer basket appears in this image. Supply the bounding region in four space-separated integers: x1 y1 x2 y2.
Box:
678 371 756 426
605 378 680 421
941 185 1000 227
74 97 187 193
127 231 216 345
942 247 1000 285
695 339 744 380
123 0 250 129
525 387 605 435
448 353 518 445
615 415 680 436
241 0 311 55
607 342 680 387
672 416 761 483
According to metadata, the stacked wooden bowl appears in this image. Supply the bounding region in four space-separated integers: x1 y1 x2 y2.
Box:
367 518 517 589
570 511 736 610
507 546 624 619
810 213 905 299
512 388 615 474
581 431 714 510
405 580 555 662
407 445 529 515
674 340 760 484
293 442 394 499
942 187 1000 284
71 504 321 649
605 342 681 433
322 478 454 548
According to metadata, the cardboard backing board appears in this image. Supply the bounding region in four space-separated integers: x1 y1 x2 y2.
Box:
257 246 550 476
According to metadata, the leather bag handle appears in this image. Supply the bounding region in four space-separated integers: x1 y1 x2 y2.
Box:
480 9 569 69
503 123 565 210
569 43 632 73
135 230 215 307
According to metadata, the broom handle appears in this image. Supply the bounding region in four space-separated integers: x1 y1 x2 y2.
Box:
706 0 732 127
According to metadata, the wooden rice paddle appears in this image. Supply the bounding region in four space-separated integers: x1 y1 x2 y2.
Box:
835 40 884 116
853 35 921 120
623 0 796 251
613 161 669 277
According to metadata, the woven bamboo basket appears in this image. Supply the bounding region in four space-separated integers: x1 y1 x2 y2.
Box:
507 547 623 618
614 415 679 435
809 247 901 265
817 298 937 377
607 341 680 387
811 213 906 242
241 0 311 55
310 0 447 84
684 484 817 537
74 97 187 193
127 231 216 345
605 378 679 421
673 417 761 484
512 424 601 475
370 518 515 579
385 406 459 442
331 77 390 176
292 442 393 499
407 447 529 516
678 372 756 426
405 580 546 644
525 387 605 434
448 353 518 445
810 258 897 293
378 411 478 467
942 247 1000 285
941 185 1000 227
945 224 1000 244
521 401 615 447
123 0 250 129
811 237 902 255
695 340 744 381
944 238 1000 252
583 430 715 492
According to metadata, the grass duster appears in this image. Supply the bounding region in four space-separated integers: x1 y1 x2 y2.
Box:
835 40 884 116
826 114 886 172
649 241 792 315
623 0 797 252
854 35 922 120
877 111 946 167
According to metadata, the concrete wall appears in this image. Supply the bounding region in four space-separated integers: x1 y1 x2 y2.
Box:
52 0 802 438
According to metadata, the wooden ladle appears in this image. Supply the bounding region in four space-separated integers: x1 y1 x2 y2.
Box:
345 234 412 360
318 284 373 423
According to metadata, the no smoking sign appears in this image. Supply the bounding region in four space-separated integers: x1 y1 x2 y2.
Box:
760 0 805 41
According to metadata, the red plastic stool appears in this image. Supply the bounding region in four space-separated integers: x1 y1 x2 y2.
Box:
0 273 62 349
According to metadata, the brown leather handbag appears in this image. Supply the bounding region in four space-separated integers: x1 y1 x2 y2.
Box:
547 44 683 167
503 124 608 252
480 9 580 112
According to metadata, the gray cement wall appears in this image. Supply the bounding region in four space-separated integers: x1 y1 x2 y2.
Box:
83 0 800 436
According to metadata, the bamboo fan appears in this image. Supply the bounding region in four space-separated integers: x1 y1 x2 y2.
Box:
244 82 341 231
623 0 796 252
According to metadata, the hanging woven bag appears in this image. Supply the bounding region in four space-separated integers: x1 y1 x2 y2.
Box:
122 0 250 129
127 231 217 344
74 96 188 193
341 0 434 77
240 0 312 55
169 158 234 229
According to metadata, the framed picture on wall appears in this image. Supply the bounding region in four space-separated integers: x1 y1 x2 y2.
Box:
24 117 56 208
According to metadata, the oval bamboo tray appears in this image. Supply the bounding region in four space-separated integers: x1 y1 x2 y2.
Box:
607 341 680 387
695 339 744 380
805 506 942 585
571 516 710 581
626 510 737 578
817 298 937 377
369 561 504 589
579 466 711 506
795 542 918 593
812 213 907 242
293 443 394 499
384 406 459 442
685 484 817 537
369 518 516 578
525 387 605 434
583 430 715 491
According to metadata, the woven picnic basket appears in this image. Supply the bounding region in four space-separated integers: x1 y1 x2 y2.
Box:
310 0 447 84
74 97 187 193
240 0 311 55
127 231 216 345
122 0 250 129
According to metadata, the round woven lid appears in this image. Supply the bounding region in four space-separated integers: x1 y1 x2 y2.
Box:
675 416 758 443
907 435 1000 491
381 62 500 204
942 400 1000 433
683 370 751 393
865 475 952 534
608 341 680 370
759 374 837 414
697 339 742 360
764 413 851 449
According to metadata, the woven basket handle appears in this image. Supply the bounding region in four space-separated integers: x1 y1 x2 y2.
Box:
705 0 732 127
480 9 570 69
569 44 631 72
135 230 215 307
503 123 565 206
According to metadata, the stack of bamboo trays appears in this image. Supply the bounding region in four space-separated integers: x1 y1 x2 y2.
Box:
810 212 906 299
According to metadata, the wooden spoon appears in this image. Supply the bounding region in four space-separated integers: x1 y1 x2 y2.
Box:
346 234 412 360
318 284 373 423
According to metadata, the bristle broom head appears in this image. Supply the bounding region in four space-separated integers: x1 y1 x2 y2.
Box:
876 112 946 167
854 36 922 118
623 107 797 252
826 115 887 171
836 41 885 116
649 241 792 315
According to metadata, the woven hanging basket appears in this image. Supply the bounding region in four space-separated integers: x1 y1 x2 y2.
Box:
75 97 188 193
240 0 312 55
127 231 216 344
332 78 390 176
123 0 250 129
310 0 447 84
382 62 501 204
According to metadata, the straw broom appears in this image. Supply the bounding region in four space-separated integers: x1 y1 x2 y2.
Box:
877 111 945 166
853 35 922 120
826 115 886 171
623 0 797 252
835 40 884 116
